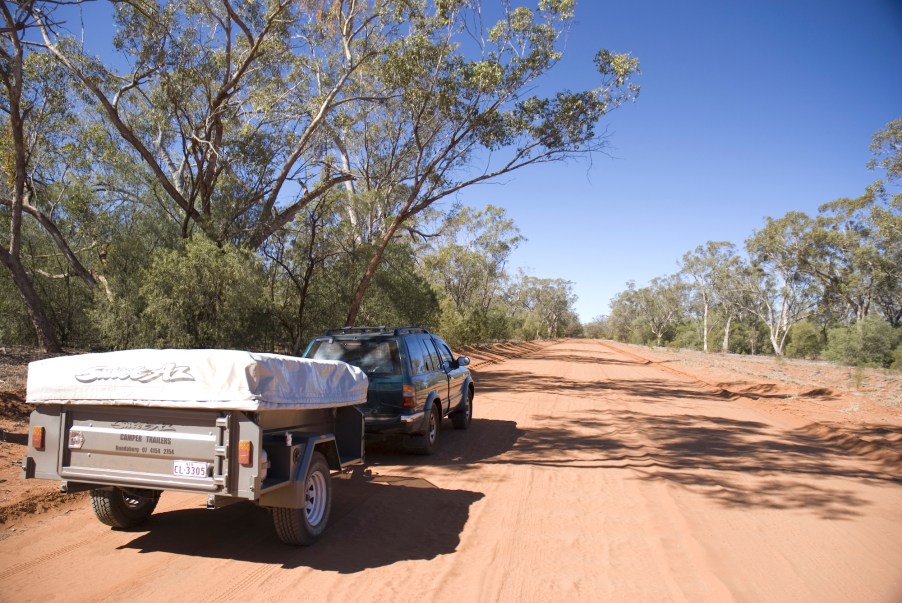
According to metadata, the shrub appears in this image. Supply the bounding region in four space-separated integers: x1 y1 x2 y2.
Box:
669 322 703 350
138 236 274 349
892 345 902 371
824 316 900 368
786 320 824 360
0 274 37 345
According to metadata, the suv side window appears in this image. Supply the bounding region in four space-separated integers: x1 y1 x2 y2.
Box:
406 336 429 375
433 338 454 369
419 334 441 372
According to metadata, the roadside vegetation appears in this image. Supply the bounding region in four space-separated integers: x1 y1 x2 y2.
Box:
2 3 897 370
587 119 902 369
1 1 631 352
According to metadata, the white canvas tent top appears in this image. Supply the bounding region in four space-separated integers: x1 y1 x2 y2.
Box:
26 349 368 411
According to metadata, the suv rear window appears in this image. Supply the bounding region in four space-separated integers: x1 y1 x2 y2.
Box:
307 339 400 375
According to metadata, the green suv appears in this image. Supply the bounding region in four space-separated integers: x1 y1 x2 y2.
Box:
303 327 474 454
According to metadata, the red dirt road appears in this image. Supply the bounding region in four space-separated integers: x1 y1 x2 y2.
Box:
2 340 901 602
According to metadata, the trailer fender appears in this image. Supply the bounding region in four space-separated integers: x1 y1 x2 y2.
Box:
259 433 339 509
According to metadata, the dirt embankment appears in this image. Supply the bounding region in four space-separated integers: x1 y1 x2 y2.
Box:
608 342 902 464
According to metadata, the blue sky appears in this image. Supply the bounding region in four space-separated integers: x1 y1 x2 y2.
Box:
456 0 902 322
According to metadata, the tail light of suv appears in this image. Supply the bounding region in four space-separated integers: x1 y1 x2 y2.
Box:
402 384 416 408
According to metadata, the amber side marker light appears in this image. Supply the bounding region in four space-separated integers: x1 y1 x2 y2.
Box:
238 440 253 466
32 426 45 451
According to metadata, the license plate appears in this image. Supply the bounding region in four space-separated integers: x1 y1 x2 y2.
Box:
173 460 208 478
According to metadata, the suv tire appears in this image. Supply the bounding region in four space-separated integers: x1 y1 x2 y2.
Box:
451 389 473 430
415 404 442 456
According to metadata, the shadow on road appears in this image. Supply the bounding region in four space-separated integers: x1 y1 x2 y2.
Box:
515 407 902 520
118 471 484 571
116 418 523 570
475 365 724 401
473 354 901 521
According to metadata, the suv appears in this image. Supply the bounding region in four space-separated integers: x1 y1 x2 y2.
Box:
303 327 474 454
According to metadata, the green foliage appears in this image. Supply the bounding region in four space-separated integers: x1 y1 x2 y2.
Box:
582 316 608 340
744 211 819 355
786 320 825 360
358 244 441 331
88 294 143 351
723 317 770 356
824 316 900 368
628 276 686 347
84 205 181 350
679 241 741 352
4 2 633 350
435 298 515 347
670 322 703 350
867 118 902 182
138 236 273 349
414 205 527 345
510 274 579 340
891 346 902 371
9 0 895 360
0 271 36 345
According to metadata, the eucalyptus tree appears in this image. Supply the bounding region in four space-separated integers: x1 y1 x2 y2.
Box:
714 254 759 353
335 0 640 325
605 282 642 343
802 195 885 325
868 118 902 182
511 273 578 340
796 121 902 328
680 241 740 353
422 205 522 311
0 1 108 351
866 118 902 326
869 195 902 326
742 212 819 356
632 275 685 347
34 0 388 247
261 195 349 354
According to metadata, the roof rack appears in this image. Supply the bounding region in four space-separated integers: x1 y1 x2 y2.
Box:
323 326 430 336
393 326 430 335
325 326 388 335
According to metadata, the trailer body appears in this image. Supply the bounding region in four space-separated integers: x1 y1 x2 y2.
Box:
22 349 367 545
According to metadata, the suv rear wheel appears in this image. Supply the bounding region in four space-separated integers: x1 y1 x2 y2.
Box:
415 404 441 456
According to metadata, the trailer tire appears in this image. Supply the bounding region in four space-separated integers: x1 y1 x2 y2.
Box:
273 451 332 545
90 487 159 528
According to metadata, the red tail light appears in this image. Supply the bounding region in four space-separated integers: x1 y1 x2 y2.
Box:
402 384 416 408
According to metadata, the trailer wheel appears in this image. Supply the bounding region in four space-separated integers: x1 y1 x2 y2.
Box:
90 487 159 528
273 451 332 545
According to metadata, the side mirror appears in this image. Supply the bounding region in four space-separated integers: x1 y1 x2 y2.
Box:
456 356 470 367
